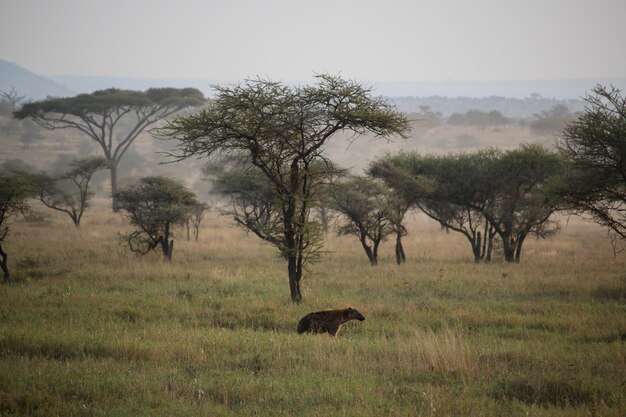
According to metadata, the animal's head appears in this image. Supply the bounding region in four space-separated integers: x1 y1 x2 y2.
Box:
345 307 365 321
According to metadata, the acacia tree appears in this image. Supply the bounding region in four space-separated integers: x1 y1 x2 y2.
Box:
157 75 409 302
329 176 394 266
34 156 109 227
467 145 563 262
13 88 206 210
557 85 626 244
116 176 199 261
185 201 209 241
0 174 31 282
369 154 432 264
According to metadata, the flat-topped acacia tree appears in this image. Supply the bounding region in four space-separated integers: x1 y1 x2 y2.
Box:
156 74 410 302
13 87 206 210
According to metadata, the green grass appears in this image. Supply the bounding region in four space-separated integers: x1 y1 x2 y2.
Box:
1 206 625 416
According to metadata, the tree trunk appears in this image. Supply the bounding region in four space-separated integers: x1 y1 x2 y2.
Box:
71 212 80 228
514 233 526 263
485 232 494 262
372 238 382 266
471 232 482 263
0 243 9 283
159 239 174 261
359 235 376 265
284 160 304 303
395 232 406 265
502 234 515 263
110 162 119 212
458 227 482 263
318 206 330 234
160 223 174 261
288 253 302 303
481 224 496 262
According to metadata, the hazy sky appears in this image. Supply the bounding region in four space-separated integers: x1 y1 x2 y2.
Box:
1 0 625 82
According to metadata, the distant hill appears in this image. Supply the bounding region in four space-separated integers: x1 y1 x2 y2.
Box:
0 59 74 99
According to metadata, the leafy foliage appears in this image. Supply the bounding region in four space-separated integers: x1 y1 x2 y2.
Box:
557 85 626 243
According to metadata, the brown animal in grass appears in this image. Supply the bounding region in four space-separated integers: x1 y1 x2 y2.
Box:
297 307 365 336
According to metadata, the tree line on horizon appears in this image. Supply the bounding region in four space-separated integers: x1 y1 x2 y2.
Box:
0 78 624 303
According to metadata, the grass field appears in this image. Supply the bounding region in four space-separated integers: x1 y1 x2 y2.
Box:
1 202 625 417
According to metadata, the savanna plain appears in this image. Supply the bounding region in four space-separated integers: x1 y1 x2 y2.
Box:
1 202 625 417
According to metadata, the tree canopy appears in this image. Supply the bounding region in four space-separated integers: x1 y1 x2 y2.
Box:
557 85 626 244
